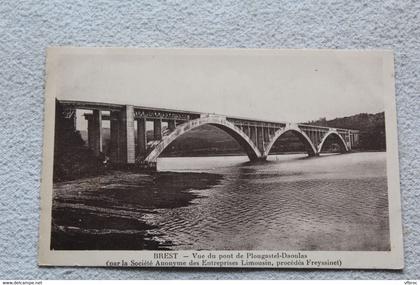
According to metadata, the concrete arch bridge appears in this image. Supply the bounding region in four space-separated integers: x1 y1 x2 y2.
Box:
58 100 360 170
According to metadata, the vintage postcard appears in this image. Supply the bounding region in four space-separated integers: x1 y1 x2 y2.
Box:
38 48 403 269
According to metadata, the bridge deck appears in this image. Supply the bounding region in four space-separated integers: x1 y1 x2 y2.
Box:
60 99 359 133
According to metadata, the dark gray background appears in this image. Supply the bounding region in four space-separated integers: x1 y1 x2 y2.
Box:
0 0 418 279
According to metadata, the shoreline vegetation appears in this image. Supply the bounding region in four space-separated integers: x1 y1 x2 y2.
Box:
306 112 386 151
53 102 106 182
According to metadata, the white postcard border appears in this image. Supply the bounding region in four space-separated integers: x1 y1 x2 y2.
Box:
38 48 404 269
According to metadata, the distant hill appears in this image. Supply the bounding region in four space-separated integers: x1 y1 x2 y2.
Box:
306 112 386 151
160 125 306 157
161 125 244 156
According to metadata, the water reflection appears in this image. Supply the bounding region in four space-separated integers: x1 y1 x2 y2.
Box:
154 152 389 251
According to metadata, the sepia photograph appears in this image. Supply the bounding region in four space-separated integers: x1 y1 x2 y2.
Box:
39 48 403 268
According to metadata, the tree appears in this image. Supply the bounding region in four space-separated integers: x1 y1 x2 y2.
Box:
305 112 386 151
53 101 105 182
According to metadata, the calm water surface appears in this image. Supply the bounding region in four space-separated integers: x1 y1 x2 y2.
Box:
52 152 390 251
153 152 389 250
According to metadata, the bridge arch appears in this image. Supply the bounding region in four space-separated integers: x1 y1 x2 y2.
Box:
263 125 318 158
143 116 262 164
317 130 349 153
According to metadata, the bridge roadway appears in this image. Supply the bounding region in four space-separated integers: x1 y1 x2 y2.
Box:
58 100 360 170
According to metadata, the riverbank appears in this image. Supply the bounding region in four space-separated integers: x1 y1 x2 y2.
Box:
51 170 223 250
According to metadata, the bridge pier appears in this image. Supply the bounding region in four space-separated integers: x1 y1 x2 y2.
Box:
87 110 102 156
109 111 120 162
109 106 135 164
243 125 249 137
257 127 264 152
137 117 147 157
154 119 162 140
347 130 352 150
263 127 269 142
124 105 136 163
250 126 257 146
168 120 176 131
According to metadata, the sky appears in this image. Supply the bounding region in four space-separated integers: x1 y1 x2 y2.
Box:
55 48 385 125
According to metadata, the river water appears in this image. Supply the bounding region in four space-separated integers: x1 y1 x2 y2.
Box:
152 152 390 251
51 152 390 251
